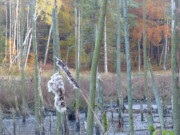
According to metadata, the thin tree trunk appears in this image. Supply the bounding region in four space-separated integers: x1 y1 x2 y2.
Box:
5 1 8 59
52 10 57 71
52 6 60 72
75 0 81 132
138 40 141 72
18 17 21 68
27 6 30 34
20 0 26 123
116 0 123 124
52 1 63 134
79 0 84 72
143 0 154 134
97 77 106 132
77 1 81 72
123 0 134 134
163 18 168 70
24 35 32 69
38 61 45 135
159 46 164 66
13 0 19 55
44 24 52 65
148 59 164 132
29 0 40 134
157 46 160 66
0 105 2 134
87 0 107 134
9 1 12 67
171 0 180 134
104 16 108 73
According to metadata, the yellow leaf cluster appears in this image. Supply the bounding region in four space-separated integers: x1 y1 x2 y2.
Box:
36 0 62 24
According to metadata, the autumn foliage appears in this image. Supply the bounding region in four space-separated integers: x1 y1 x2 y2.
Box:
129 0 171 67
0 0 172 71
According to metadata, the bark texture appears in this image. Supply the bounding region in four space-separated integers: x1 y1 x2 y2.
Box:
123 0 134 134
171 0 180 134
87 0 107 134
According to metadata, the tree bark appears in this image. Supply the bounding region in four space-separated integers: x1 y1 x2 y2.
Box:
116 0 123 123
171 0 180 134
20 0 26 123
52 1 63 134
29 0 40 134
163 18 168 70
87 0 107 134
9 1 12 68
143 0 153 133
148 59 164 132
138 40 141 72
159 46 164 66
104 16 108 73
74 0 81 132
24 35 32 69
123 0 134 134
13 0 19 55
5 0 8 60
44 24 52 65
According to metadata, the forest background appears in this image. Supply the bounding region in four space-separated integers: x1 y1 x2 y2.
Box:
0 0 172 72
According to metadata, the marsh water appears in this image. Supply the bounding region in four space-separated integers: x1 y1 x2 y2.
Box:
2 103 173 135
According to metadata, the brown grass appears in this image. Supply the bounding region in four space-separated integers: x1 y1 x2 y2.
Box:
0 69 173 113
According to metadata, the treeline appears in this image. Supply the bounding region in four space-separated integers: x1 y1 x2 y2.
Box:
0 0 172 72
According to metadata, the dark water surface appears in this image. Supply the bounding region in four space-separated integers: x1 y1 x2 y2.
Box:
2 104 172 135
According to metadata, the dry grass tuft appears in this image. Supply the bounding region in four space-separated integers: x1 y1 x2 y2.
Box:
0 70 173 113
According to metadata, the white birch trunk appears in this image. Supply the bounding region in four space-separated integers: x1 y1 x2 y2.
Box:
27 6 30 33
44 24 52 65
163 18 168 70
13 0 19 55
9 1 12 67
78 7 81 71
18 17 21 68
104 16 108 73
5 1 8 59
138 40 141 71
171 0 180 134
24 35 32 69
159 46 164 66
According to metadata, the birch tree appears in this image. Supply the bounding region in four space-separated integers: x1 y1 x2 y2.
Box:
52 1 63 134
13 0 19 55
123 0 134 134
29 0 40 134
74 0 81 132
116 0 123 120
163 18 168 70
9 1 12 67
44 24 52 65
148 59 164 132
138 40 141 71
143 0 153 133
20 0 26 123
5 0 8 60
87 0 107 134
104 16 108 73
171 0 180 134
